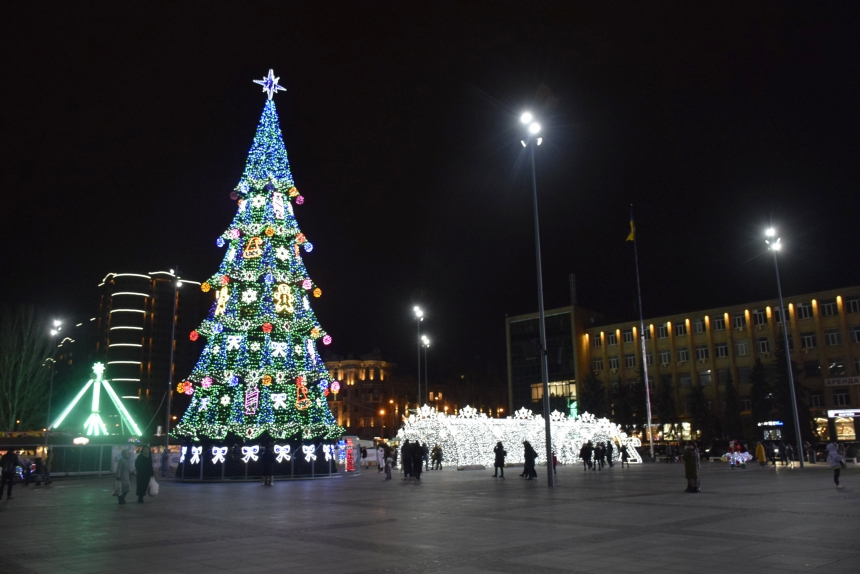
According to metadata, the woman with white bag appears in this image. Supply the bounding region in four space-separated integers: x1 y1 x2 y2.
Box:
135 446 156 503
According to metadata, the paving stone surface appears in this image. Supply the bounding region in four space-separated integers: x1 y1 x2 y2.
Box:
0 460 857 573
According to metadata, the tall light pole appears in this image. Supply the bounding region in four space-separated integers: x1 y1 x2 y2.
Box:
520 111 553 487
765 228 804 468
44 320 62 452
413 306 424 408
165 272 182 453
422 335 430 404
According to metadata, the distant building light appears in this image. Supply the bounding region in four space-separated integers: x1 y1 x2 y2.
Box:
757 420 784 427
112 292 149 297
109 309 146 314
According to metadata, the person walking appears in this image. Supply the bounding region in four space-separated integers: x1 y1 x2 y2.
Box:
552 451 558 474
682 442 700 493
116 449 131 505
606 441 614 468
411 442 423 481
581 441 594 471
160 446 170 478
431 444 443 470
0 450 22 500
360 446 368 469
135 446 155 502
785 443 795 469
755 442 767 468
384 452 393 480
401 440 413 478
261 442 275 486
493 442 507 479
619 443 630 468
523 441 538 480
377 445 385 473
421 442 430 471
595 443 605 470
827 442 845 489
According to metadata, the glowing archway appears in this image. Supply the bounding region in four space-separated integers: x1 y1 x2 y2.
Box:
50 363 142 436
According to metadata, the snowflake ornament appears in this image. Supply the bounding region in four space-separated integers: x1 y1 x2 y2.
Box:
275 247 290 261
220 396 231 406
242 289 258 303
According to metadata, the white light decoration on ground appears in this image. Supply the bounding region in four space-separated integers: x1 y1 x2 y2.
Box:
397 409 643 468
241 445 259 462
212 446 228 463
302 444 317 462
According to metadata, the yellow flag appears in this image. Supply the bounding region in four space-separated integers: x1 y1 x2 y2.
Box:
626 218 635 242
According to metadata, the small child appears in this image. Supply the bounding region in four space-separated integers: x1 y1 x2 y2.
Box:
384 456 393 480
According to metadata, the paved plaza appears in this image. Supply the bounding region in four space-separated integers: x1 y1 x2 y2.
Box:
1 460 858 574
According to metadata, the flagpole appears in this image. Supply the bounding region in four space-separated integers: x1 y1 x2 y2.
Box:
630 205 655 462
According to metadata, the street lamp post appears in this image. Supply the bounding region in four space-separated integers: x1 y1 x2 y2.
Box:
520 111 553 487
413 307 424 408
422 336 430 404
44 320 62 452
165 272 182 453
765 228 804 468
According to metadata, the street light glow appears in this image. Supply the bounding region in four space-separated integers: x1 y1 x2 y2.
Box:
529 122 541 134
771 241 782 251
520 112 533 124
765 227 776 237
414 307 423 318
50 329 57 336
53 320 62 327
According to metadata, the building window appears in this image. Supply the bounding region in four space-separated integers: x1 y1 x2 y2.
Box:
741 397 752 411
646 352 654 366
714 343 729 358
774 306 789 323
810 393 825 408
713 317 726 331
737 366 752 384
659 350 671 365
829 358 845 376
833 388 851 407
820 299 838 317
656 324 669 339
592 358 604 372
698 370 712 385
694 319 706 334
679 373 691 388
801 332 817 349
607 333 618 346
757 338 771 353
623 330 634 344
609 356 620 370
850 326 860 344
625 354 636 368
696 345 709 361
753 309 767 326
677 347 689 363
592 335 602 348
675 323 687 337
796 303 813 320
847 298 860 314
734 340 749 356
804 360 821 377
733 314 746 330
643 329 651 340
824 329 842 346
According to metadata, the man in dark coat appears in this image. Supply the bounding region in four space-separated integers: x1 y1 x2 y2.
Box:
135 446 155 503
606 441 614 467
401 440 413 478
411 442 423 481
0 450 22 500
523 441 538 480
493 442 507 478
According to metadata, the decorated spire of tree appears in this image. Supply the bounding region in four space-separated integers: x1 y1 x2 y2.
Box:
173 71 343 442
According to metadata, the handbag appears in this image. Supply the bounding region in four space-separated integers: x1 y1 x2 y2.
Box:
112 478 120 496
148 476 159 496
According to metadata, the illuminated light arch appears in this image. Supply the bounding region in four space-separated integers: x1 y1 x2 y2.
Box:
50 363 143 436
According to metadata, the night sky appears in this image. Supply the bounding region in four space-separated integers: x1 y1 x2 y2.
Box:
3 2 859 383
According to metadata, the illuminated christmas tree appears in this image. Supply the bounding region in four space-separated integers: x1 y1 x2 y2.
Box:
173 70 344 442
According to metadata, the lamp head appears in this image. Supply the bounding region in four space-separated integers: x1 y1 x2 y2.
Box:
528 122 541 134
765 228 776 238
771 240 782 252
53 320 62 327
520 112 533 124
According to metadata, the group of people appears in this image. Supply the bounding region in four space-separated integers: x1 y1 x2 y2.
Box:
0 449 54 500
114 446 155 504
399 440 429 480
578 440 630 471
753 441 796 468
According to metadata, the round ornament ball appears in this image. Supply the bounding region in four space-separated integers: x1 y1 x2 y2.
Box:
264 273 274 284
262 375 272 386
265 227 275 237
311 327 321 338
229 375 240 387
304 242 314 253
201 377 213 389
229 228 241 239
184 384 194 396
212 323 224 334
296 195 305 205
302 279 312 290
201 282 211 293
313 287 322 298
229 191 238 200
331 380 341 393
216 238 225 248
322 335 332 346
176 382 186 393
221 275 230 285
265 183 275 191
296 376 305 386
262 322 273 333
189 330 199 341
296 233 306 244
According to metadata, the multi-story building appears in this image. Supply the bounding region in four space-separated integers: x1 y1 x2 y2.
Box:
324 350 397 438
506 286 860 442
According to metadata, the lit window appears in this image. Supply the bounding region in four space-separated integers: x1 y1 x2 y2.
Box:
829 358 845 376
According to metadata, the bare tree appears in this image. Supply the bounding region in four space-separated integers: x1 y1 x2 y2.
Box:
0 305 53 430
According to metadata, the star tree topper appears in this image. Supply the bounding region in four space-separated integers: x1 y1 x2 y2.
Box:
253 69 287 100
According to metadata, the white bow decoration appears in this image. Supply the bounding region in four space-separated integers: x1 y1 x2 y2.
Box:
302 445 317 462
179 446 187 463
190 446 202 465
226 335 242 351
199 397 209 411
241 445 260 462
212 446 227 464
271 341 288 357
323 444 335 461
272 393 287 410
274 444 291 463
